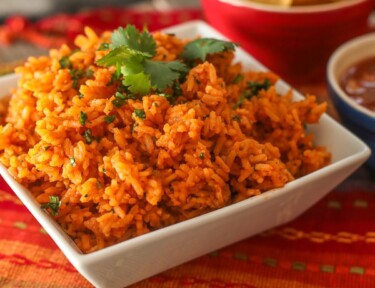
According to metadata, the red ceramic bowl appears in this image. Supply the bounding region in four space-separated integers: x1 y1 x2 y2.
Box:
201 0 374 84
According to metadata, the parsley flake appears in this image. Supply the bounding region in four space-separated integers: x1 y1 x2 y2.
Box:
41 195 61 216
80 111 88 126
104 115 116 124
233 79 272 109
70 69 85 89
247 79 271 97
112 92 127 108
133 109 146 120
59 56 71 69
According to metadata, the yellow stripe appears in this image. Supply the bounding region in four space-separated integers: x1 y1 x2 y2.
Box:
261 227 375 244
136 264 327 288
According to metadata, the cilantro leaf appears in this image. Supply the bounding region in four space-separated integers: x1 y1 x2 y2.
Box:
122 72 151 96
41 195 61 216
111 25 156 56
97 46 150 67
181 38 238 61
143 60 188 91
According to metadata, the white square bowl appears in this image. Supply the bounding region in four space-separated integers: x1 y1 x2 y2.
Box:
0 20 371 288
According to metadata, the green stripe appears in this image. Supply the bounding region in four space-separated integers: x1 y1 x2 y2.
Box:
292 261 306 271
321 264 335 273
350 266 365 275
233 252 248 261
263 258 278 267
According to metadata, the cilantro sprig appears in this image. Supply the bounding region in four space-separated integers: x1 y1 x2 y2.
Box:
97 25 186 97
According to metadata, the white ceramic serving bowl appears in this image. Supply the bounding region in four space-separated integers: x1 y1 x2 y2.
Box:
0 20 371 288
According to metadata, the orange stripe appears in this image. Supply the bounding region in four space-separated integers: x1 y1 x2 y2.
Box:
222 241 375 267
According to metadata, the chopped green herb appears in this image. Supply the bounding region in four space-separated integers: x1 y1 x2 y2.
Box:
80 111 88 126
233 115 241 122
86 69 94 78
43 146 51 151
69 157 76 167
104 115 116 124
83 129 94 144
78 93 84 99
112 92 127 108
69 69 85 89
199 152 205 159
181 38 238 62
233 94 246 109
98 42 110 51
247 79 271 97
59 56 71 69
133 109 146 120
233 79 272 109
41 195 61 216
233 74 244 84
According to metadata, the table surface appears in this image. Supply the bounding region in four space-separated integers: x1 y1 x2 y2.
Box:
0 7 375 288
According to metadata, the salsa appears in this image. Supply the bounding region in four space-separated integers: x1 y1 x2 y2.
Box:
340 56 375 113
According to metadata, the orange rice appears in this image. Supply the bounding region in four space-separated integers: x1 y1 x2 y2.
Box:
0 27 331 253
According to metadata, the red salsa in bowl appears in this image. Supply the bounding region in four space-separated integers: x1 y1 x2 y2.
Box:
340 56 375 113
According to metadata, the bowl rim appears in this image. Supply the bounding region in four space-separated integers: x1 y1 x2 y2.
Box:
327 32 375 120
219 0 369 13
